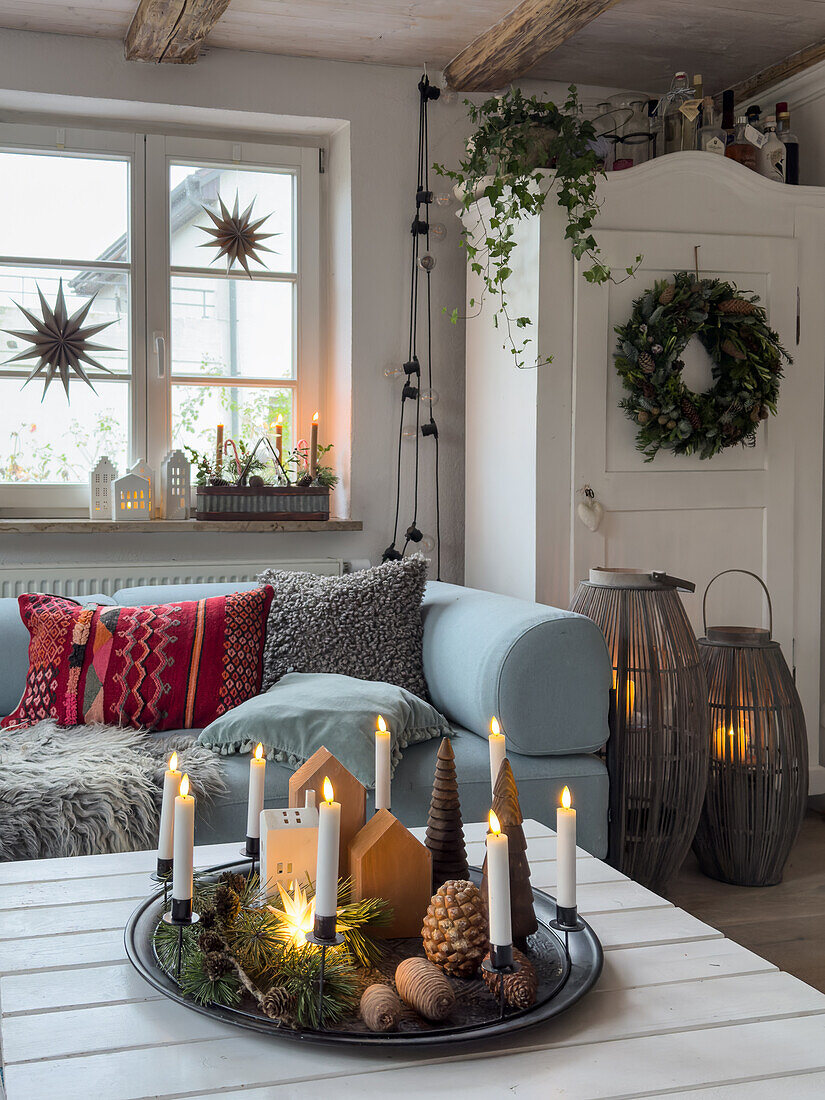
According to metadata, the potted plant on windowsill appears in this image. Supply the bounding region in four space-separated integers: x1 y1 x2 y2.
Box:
435 85 640 370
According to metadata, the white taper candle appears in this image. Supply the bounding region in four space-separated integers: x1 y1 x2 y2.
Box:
488 716 506 794
556 786 577 909
314 776 341 920
304 788 317 809
246 742 266 839
375 714 392 811
157 751 181 862
486 810 512 948
172 774 195 904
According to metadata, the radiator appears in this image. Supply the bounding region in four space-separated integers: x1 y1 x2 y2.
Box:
0 559 343 599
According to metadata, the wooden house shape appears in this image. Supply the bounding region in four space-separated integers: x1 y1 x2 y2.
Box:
289 747 366 876
89 455 117 519
349 809 433 937
161 449 190 519
113 470 152 520
260 805 319 896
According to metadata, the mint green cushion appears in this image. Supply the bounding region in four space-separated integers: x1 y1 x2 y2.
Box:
197 672 449 787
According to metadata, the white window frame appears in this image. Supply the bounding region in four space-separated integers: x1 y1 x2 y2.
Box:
0 126 321 517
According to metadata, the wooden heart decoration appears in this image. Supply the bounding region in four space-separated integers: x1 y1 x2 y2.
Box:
577 499 604 532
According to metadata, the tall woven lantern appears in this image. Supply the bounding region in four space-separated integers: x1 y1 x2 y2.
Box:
693 570 807 887
570 568 709 891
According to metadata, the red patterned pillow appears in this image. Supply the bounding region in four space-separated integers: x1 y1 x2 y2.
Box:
2 588 274 732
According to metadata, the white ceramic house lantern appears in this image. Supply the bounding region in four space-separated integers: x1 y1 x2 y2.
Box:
161 449 190 519
113 470 152 520
129 459 154 513
89 456 117 519
260 806 319 897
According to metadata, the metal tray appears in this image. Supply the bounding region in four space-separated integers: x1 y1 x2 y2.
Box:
124 861 602 1048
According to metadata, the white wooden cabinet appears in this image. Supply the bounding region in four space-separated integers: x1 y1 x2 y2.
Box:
464 153 825 792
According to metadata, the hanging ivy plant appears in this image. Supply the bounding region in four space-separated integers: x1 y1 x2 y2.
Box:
435 85 640 370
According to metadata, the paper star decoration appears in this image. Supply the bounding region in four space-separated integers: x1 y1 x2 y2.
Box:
5 279 116 401
198 192 277 276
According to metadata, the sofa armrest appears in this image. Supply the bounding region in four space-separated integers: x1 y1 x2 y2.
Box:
421 581 611 756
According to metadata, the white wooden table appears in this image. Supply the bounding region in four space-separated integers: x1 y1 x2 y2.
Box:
3 820 825 1099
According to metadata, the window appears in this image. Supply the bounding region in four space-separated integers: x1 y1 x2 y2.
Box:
0 126 320 515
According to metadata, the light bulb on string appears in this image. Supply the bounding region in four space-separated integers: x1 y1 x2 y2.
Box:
430 223 447 242
383 364 404 379
420 535 436 553
435 192 452 207
402 426 418 440
418 253 436 272
420 388 439 406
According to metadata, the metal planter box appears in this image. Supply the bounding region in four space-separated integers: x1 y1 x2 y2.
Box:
195 485 330 521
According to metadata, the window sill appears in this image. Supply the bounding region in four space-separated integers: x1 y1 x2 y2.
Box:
0 518 362 534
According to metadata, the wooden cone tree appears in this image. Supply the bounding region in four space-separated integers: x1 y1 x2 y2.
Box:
481 758 538 947
425 737 469 891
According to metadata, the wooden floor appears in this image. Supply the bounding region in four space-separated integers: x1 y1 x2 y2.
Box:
666 810 825 992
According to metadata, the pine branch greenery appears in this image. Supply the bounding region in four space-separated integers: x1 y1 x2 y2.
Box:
275 943 359 1030
225 906 284 983
334 878 393 968
180 950 242 1007
152 918 200 975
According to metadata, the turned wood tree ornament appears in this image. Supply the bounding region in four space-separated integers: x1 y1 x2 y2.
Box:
425 737 469 890
481 758 538 947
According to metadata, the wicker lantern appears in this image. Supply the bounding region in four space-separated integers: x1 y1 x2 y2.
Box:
570 568 709 891
693 570 807 887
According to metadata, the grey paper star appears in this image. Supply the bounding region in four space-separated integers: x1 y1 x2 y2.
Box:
5 280 116 401
198 192 277 277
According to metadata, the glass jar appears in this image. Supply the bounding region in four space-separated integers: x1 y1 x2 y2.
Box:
619 99 652 165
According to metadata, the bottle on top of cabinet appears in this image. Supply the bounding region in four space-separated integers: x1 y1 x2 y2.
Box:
698 98 726 155
776 103 800 184
757 116 786 182
662 72 694 154
725 116 759 171
721 90 736 145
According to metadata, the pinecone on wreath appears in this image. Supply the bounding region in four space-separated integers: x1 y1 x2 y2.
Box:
637 350 656 374
658 283 675 305
721 338 746 360
718 298 756 315
681 397 701 431
421 880 488 977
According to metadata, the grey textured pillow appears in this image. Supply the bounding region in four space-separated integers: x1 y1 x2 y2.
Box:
257 556 429 698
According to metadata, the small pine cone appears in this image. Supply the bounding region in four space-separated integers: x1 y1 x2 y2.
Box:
199 930 224 954
203 951 232 982
199 905 218 930
637 410 651 425
214 882 240 925
721 338 746 360
759 405 770 420
680 398 701 430
718 298 756 315
658 283 675 305
667 419 677 430
637 350 656 374
641 381 656 400
481 948 539 1010
260 984 293 1019
219 871 247 895
750 407 761 422
658 415 669 426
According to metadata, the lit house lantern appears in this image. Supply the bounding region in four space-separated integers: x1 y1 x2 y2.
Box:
113 468 152 520
693 570 807 886
570 568 709 892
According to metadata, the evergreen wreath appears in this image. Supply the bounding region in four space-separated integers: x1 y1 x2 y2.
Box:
614 272 791 460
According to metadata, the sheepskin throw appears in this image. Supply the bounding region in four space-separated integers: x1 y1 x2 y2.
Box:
2 587 274 732
257 556 429 698
0 721 225 862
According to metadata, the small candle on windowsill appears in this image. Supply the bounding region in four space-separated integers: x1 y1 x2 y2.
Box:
172 774 195 920
486 810 512 953
309 412 319 479
375 714 391 812
157 751 181 870
246 742 266 849
313 777 340 940
556 785 576 911
274 414 284 463
488 716 506 794
215 424 224 476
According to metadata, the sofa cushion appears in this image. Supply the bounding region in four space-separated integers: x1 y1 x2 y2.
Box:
198 672 449 786
421 582 611 756
113 582 259 605
257 556 429 698
2 587 273 732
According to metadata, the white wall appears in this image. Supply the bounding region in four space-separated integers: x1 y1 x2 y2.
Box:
0 30 471 578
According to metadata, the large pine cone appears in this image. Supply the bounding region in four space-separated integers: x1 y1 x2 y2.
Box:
481 948 539 1010
421 880 488 977
681 397 701 430
658 283 675 305
637 350 656 374
721 338 746 360
718 298 756 315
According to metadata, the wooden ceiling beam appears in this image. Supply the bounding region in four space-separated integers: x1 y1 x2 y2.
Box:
443 0 627 92
125 0 232 63
723 37 825 105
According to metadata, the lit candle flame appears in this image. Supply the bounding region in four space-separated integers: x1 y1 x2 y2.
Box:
323 776 334 803
180 774 190 799
254 742 264 761
312 411 319 424
490 716 502 737
276 413 283 425
377 714 387 733
489 809 502 835
169 751 178 772
561 785 572 810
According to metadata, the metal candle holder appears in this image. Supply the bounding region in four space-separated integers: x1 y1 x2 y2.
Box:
162 900 200 979
481 944 522 1019
150 861 172 906
305 915 345 1030
549 904 586 955
239 836 259 879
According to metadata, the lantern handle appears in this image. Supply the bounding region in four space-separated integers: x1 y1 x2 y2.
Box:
702 569 773 637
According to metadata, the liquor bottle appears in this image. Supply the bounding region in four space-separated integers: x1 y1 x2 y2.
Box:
725 117 758 171
698 98 726 155
662 72 692 153
757 116 785 182
776 102 800 184
721 89 736 145
745 104 763 133
684 73 704 149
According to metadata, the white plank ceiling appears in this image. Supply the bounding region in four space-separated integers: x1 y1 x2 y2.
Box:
0 0 824 93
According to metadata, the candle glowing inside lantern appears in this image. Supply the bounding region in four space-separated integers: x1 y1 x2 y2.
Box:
712 724 750 762
612 672 636 719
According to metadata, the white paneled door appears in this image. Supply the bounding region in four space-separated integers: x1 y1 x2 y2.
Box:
570 228 824 785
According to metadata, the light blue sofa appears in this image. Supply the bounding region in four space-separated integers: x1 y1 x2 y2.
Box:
0 580 612 857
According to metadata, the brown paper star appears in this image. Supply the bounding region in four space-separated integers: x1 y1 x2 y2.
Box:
5 280 116 401
198 192 277 276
